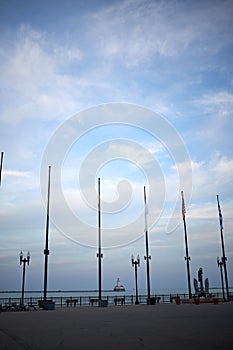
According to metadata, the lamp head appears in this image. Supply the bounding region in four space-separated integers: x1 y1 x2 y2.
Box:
131 254 134 266
20 251 23 265
27 251 30 265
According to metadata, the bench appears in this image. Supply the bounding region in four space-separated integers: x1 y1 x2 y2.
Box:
114 297 125 305
89 298 99 306
66 299 78 307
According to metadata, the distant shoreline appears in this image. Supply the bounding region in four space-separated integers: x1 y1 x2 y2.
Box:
0 289 114 294
0 287 231 294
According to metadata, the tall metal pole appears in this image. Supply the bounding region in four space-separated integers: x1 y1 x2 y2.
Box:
217 257 225 301
0 151 4 186
43 166 51 301
144 186 151 302
97 177 103 302
181 191 192 299
217 195 229 301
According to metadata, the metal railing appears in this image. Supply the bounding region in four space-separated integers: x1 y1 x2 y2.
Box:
1 291 231 311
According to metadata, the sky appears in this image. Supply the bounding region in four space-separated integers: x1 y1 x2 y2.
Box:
0 0 233 294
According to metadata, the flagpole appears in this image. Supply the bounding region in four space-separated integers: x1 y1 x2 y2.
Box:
144 186 151 302
216 195 229 301
97 177 103 303
181 191 192 299
43 165 51 301
0 151 4 186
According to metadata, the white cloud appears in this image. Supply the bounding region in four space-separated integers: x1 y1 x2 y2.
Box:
53 45 83 63
195 91 233 117
1 25 52 92
87 0 233 66
189 153 233 199
3 170 32 178
0 24 86 123
88 1 194 65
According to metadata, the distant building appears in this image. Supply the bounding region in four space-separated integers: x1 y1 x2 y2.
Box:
113 278 125 292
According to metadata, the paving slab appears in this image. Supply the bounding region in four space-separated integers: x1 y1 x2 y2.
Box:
0 302 233 349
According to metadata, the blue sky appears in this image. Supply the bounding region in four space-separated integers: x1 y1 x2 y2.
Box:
0 0 233 294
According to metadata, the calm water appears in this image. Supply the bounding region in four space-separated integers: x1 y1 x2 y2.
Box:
0 287 228 299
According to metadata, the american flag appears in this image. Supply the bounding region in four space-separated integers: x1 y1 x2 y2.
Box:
181 191 186 219
217 195 223 230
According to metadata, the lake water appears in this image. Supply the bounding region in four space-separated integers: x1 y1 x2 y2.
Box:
0 287 228 300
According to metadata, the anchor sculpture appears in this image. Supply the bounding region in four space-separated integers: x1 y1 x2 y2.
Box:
194 267 209 297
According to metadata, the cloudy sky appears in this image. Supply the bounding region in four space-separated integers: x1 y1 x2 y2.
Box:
0 0 233 294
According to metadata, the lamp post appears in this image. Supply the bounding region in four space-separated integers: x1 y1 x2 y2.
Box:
19 251 30 306
217 256 225 301
131 254 140 304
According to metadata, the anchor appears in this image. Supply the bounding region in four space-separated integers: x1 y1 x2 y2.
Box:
194 267 209 297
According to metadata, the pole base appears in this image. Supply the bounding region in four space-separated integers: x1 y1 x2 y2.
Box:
98 300 108 307
147 297 156 305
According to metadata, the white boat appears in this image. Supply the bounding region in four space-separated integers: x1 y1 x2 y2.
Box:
113 278 125 292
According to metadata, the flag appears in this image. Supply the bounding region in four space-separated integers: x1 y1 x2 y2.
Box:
217 194 223 230
144 186 149 232
144 186 149 215
0 151 4 186
181 191 186 219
